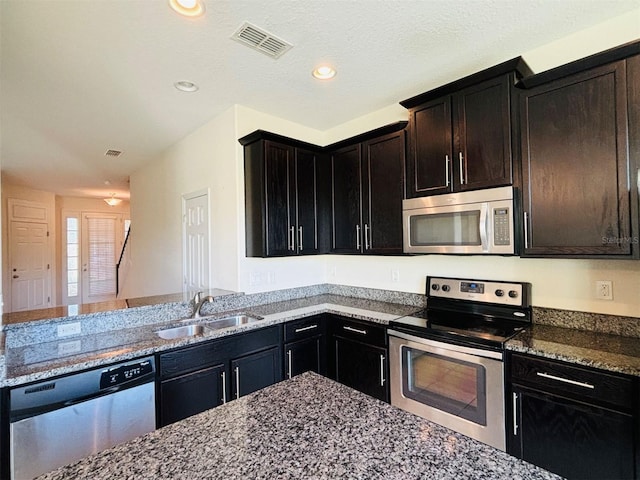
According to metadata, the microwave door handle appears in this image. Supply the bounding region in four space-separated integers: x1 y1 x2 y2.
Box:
479 203 489 252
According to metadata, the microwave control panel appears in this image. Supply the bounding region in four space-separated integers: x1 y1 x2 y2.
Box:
493 208 511 246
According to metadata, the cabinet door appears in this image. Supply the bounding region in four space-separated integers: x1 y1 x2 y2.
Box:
521 61 633 256
406 96 452 197
231 346 282 399
330 144 362 253
264 141 295 256
511 386 634 480
284 336 325 379
455 75 512 191
362 130 405 254
159 363 225 426
333 336 388 402
295 148 320 255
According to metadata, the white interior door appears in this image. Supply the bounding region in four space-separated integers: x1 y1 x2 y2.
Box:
10 221 51 311
81 214 122 304
183 191 210 293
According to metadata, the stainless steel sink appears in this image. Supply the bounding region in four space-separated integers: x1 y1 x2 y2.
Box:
156 324 206 340
202 314 261 330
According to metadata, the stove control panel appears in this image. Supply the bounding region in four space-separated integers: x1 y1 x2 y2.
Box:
427 276 530 307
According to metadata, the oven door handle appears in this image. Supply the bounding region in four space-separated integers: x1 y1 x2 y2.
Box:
387 329 503 360
479 202 489 252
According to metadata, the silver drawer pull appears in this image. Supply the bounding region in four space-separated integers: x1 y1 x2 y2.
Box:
379 354 385 386
294 324 318 333
512 392 518 436
536 372 595 389
343 325 367 335
287 350 292 379
221 371 227 404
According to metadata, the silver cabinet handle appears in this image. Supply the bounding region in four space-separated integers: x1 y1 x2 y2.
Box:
364 224 370 250
523 212 529 249
289 226 295 251
343 325 367 335
355 224 361 250
294 324 318 333
287 349 292 379
221 371 227 404
459 152 465 185
379 354 385 386
234 366 240 399
298 226 303 251
536 372 595 389
512 392 518 436
445 154 450 187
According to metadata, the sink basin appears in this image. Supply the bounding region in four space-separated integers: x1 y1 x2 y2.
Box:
156 324 206 340
202 314 261 330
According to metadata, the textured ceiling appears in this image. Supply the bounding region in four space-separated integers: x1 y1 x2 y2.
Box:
1 0 638 198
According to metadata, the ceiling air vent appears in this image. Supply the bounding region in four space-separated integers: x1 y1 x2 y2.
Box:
231 22 293 59
105 149 122 158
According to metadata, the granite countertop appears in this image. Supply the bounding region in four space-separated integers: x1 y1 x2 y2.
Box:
1 294 420 387
506 324 640 377
37 372 559 480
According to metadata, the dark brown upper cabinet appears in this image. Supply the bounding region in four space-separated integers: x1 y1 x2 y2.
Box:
401 58 532 198
241 131 329 257
519 43 640 258
328 124 407 255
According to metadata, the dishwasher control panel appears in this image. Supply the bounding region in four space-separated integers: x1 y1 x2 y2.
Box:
100 359 154 389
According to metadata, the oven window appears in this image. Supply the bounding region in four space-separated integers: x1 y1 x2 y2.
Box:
401 346 487 426
409 211 481 246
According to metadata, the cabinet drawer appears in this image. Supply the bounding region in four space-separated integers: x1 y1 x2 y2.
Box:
331 315 386 348
284 315 326 342
159 339 222 379
510 353 635 411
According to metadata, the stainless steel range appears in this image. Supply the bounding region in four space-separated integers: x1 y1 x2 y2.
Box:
388 276 531 451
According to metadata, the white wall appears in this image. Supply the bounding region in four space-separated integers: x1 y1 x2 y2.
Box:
126 12 640 318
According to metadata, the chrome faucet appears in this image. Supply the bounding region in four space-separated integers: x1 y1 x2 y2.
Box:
192 293 215 319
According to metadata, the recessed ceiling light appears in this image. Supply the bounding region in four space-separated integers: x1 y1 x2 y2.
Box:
169 0 205 17
312 65 337 80
174 80 199 92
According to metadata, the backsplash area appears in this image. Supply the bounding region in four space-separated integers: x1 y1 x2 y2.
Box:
1 283 638 349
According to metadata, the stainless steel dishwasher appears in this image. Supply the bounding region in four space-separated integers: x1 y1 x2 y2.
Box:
9 356 156 480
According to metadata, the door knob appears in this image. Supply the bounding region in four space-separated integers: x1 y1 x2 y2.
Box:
13 275 19 279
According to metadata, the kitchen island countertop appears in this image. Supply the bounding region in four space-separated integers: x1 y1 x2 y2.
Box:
36 372 559 480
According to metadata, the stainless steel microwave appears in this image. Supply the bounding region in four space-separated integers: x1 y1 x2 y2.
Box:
402 186 515 255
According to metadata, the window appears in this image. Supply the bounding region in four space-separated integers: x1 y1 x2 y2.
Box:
66 216 80 299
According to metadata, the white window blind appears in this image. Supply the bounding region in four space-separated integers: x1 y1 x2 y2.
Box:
86 216 116 297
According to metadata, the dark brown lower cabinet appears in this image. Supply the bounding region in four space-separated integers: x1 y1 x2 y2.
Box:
511 385 634 480
507 352 638 480
285 337 324 378
329 315 389 402
160 363 225 426
231 346 281 399
158 326 282 427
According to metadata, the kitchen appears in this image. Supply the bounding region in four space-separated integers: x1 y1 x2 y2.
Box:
1 1 640 479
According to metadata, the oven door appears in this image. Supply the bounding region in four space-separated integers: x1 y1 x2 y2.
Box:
389 330 506 450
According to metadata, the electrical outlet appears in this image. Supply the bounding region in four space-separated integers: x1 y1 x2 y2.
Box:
249 272 262 286
267 271 275 285
391 269 400 282
57 322 81 338
330 266 337 277
595 280 613 300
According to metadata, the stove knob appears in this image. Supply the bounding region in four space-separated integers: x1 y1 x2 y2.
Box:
508 290 519 298
431 283 440 291
495 289 504 297
441 285 450 292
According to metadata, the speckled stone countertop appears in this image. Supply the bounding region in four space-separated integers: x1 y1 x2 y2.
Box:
37 372 559 480
1 293 420 387
506 324 640 377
